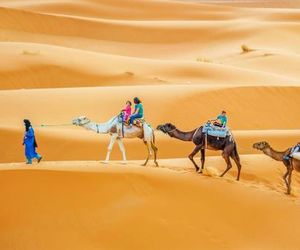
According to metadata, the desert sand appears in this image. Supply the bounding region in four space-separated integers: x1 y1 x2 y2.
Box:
0 0 300 249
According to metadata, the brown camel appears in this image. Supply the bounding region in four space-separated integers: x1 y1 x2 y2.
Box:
157 123 242 180
253 141 300 195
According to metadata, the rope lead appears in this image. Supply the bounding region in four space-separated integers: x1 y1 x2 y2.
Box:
35 123 73 127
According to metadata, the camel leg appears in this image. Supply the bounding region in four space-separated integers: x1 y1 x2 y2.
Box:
220 151 232 177
282 160 293 194
287 166 293 195
200 148 205 173
142 141 152 166
188 145 202 172
230 151 242 181
150 141 159 167
117 138 127 164
283 167 290 194
104 134 117 163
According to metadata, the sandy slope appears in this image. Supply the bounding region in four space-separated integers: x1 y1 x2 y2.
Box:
1 0 300 249
1 2 300 86
191 0 300 8
1 42 299 88
0 159 300 250
1 85 300 163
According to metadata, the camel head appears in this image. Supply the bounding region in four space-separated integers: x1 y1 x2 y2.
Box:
156 123 176 135
72 116 91 126
253 141 270 151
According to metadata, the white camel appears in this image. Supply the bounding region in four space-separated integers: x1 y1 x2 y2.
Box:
72 115 158 166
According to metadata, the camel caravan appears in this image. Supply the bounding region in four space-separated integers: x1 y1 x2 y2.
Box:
71 98 300 195
24 97 300 195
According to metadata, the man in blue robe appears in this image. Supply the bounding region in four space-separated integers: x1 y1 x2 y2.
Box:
23 119 42 164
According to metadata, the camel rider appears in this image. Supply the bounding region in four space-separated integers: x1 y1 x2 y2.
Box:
129 97 144 127
283 142 300 163
210 111 228 128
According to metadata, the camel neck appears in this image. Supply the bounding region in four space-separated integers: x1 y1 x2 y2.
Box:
82 120 113 134
263 146 288 161
170 128 197 141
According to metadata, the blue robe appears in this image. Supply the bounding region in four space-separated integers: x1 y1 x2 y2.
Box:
23 127 39 160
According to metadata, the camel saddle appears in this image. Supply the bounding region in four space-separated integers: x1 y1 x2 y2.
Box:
202 122 230 138
292 152 300 160
291 144 300 160
118 112 144 128
128 118 144 128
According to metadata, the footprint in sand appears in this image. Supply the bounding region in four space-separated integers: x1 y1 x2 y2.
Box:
22 50 40 56
124 71 134 77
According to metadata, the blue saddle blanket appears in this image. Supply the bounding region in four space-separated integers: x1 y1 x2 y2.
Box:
202 123 229 138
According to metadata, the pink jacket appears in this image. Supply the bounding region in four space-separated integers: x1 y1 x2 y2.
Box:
123 105 131 120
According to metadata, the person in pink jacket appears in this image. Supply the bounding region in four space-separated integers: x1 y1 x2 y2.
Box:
122 101 132 122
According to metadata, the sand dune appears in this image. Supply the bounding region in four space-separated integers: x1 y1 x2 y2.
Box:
1 85 300 163
193 0 300 8
0 0 239 20
0 85 299 129
1 42 299 88
0 159 300 250
1 2 300 88
1 0 300 249
1 8 300 56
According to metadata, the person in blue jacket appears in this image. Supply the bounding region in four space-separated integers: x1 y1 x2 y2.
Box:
23 119 42 164
211 111 228 128
129 97 144 126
